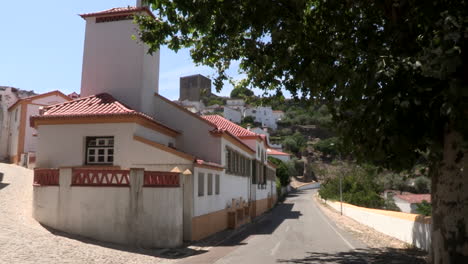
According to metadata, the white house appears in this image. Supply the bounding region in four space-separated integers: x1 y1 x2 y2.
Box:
267 148 291 162
244 106 278 130
31 2 276 248
0 87 70 165
0 87 35 161
223 106 242 123
394 194 431 214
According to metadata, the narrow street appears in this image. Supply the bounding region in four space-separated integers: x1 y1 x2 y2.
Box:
182 189 368 264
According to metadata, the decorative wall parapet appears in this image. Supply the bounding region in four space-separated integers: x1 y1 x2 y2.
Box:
71 169 130 187
33 168 59 186
144 171 179 187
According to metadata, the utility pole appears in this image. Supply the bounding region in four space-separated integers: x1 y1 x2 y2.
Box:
339 171 343 215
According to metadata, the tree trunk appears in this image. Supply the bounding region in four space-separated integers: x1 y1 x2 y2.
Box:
431 129 468 263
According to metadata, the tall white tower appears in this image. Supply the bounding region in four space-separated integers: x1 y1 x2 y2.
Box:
79 5 159 115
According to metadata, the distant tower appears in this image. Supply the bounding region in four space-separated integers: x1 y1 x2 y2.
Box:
79 2 159 115
179 74 212 101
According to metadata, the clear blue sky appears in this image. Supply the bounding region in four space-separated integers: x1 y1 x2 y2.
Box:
0 0 254 100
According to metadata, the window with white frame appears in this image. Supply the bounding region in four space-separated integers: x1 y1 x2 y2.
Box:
85 137 114 165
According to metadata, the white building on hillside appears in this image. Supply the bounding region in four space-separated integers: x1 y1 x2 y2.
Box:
245 106 277 130
223 106 242 123
31 2 276 249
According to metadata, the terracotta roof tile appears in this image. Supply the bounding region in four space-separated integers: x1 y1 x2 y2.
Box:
395 194 431 204
43 93 135 117
35 93 178 134
80 6 155 19
267 148 291 156
195 159 224 169
202 115 257 137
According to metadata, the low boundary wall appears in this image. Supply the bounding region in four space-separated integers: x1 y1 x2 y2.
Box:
33 168 183 248
321 197 431 251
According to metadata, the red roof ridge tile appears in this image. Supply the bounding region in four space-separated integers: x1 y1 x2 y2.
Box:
201 115 258 137
267 148 291 156
79 6 156 20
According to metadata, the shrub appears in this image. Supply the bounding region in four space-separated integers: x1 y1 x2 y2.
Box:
319 165 385 209
414 176 431 194
242 116 255 124
314 137 340 157
415 200 432 216
268 157 290 186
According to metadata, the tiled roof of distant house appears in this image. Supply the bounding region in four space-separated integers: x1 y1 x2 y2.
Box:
395 194 431 204
8 90 70 111
267 148 291 156
202 115 258 137
80 6 156 19
31 93 179 135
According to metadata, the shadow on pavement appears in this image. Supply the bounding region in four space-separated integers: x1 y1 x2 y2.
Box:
277 247 427 264
38 192 302 260
0 183 9 190
41 224 204 259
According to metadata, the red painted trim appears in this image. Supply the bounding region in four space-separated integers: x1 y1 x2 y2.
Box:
144 171 180 187
34 168 59 186
72 169 130 187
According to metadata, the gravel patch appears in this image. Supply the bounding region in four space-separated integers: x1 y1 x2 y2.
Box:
0 163 174 264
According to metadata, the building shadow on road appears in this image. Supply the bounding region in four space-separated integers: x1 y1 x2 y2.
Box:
0 183 10 190
276 247 427 264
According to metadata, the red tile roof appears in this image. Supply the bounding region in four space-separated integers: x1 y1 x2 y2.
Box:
80 6 156 19
202 115 258 137
267 148 291 156
195 159 224 169
43 93 134 117
395 194 431 204
34 93 178 134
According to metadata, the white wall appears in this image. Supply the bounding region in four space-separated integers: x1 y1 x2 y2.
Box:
269 154 290 162
36 122 188 170
323 199 431 251
154 95 221 163
7 105 21 158
223 107 242 123
193 167 249 217
134 124 176 148
130 138 193 171
394 197 413 213
36 123 135 168
33 168 183 248
25 104 39 153
245 106 277 130
80 17 159 116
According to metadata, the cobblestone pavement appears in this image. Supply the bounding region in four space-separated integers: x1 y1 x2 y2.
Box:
0 163 173 264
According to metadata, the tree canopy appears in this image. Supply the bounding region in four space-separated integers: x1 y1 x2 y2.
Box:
137 1 468 261
137 0 467 171
230 86 254 99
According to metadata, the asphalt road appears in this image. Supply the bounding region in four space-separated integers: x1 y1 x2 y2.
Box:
182 189 368 264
